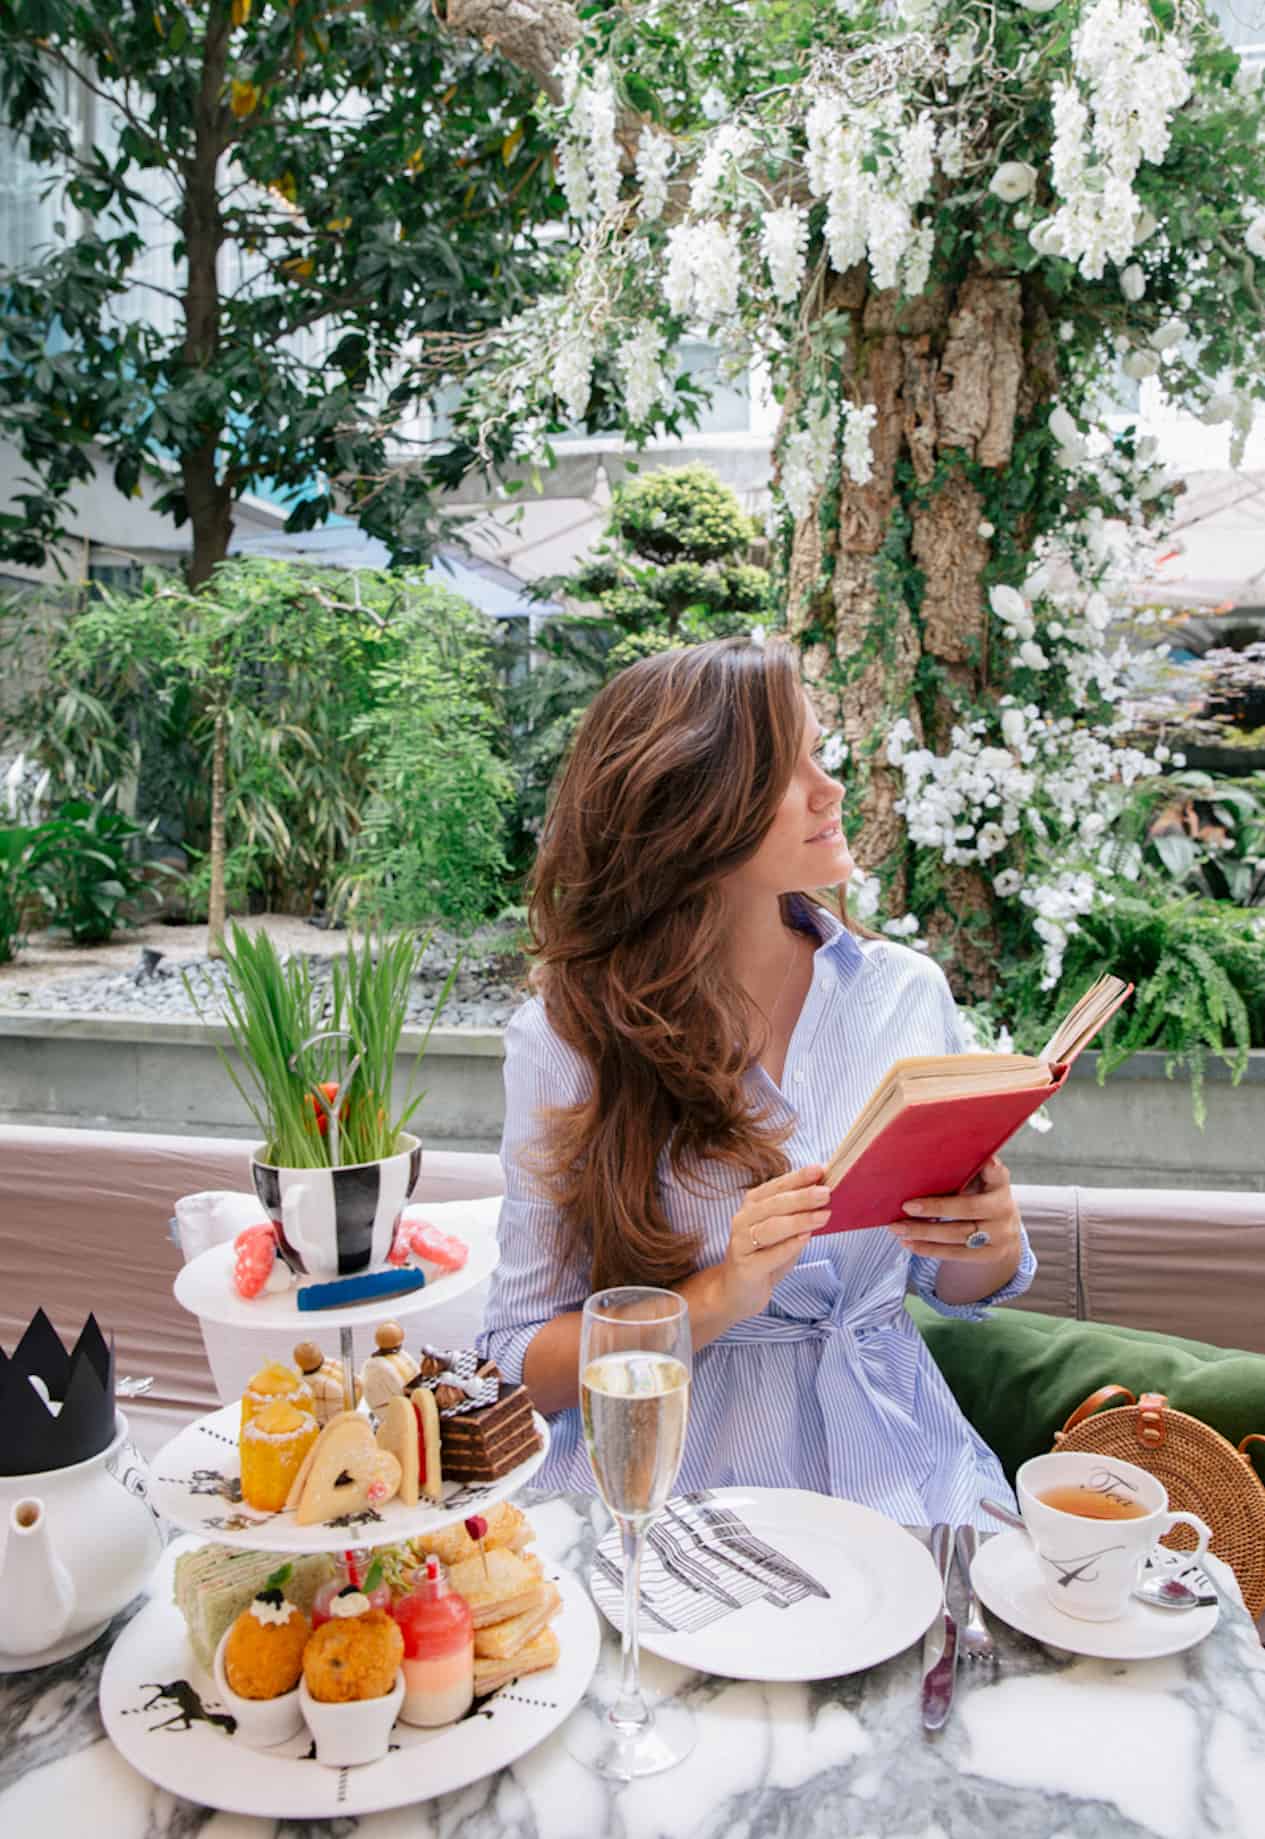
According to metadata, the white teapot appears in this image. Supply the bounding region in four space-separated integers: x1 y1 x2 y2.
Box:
0 1411 162 1670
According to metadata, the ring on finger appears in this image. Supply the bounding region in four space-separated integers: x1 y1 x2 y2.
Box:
750 1226 761 1253
965 1228 992 1250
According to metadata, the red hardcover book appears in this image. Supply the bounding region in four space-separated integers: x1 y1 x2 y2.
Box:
815 974 1132 1237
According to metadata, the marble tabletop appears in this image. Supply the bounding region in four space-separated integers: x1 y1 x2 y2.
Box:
4 1488 1265 1839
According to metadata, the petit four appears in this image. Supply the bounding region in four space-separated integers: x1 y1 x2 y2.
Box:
360 1322 420 1413
393 1552 474 1727
221 1570 310 1699
240 1399 320 1511
292 1340 358 1424
233 1223 284 1300
375 1388 442 1508
412 1349 543 1483
300 1588 406 1767
285 1411 402 1525
173 1545 333 1673
240 1361 314 1431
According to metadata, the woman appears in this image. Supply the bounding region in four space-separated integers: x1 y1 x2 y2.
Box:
477 637 1035 1525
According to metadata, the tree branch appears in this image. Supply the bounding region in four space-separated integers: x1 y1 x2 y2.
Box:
438 0 580 100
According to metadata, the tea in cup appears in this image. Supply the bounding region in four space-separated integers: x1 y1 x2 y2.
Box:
1016 1451 1211 1622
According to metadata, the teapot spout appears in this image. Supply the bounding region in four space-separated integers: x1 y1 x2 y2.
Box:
2 1498 75 1659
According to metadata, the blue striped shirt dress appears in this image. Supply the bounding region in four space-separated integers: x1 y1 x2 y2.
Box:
476 901 1036 1527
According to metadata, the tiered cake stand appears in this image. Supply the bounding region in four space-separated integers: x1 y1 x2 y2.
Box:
99 1221 600 1816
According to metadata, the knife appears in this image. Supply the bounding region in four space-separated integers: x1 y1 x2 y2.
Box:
920 1521 959 1732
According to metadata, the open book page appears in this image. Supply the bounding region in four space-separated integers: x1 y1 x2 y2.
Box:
825 1053 1053 1184
1039 973 1132 1066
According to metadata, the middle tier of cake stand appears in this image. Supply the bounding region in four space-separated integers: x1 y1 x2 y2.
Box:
148 1398 551 1552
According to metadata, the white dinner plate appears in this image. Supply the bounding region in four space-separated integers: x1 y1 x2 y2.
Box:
99 1539 600 1819
149 1400 549 1552
970 1528 1219 1660
173 1198 501 1331
588 1487 942 1682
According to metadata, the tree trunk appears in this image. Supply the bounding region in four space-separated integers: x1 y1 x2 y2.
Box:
185 6 234 936
207 703 228 958
442 0 580 97
784 268 1037 997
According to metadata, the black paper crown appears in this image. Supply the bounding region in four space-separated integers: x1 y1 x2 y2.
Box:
0 1310 116 1477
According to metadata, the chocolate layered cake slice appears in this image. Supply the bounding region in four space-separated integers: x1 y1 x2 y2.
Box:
439 1380 543 1483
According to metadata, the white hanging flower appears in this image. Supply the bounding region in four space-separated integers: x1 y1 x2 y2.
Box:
636 129 674 224
1018 0 1061 11
990 161 1038 203
614 324 669 425
1134 210 1159 243
1001 708 1028 752
690 219 741 322
663 224 695 316
1017 640 1050 671
902 223 936 299
583 63 622 216
1149 317 1187 352
559 143 591 220
849 868 881 921
989 584 1030 627
1122 349 1159 380
820 733 849 773
555 324 595 424
780 403 838 522
699 83 728 122
1029 218 1065 257
978 520 995 539
1245 215 1265 262
689 123 752 216
760 204 810 306
883 914 921 938
1119 263 1146 302
842 402 878 486
1049 404 1087 462
938 124 967 179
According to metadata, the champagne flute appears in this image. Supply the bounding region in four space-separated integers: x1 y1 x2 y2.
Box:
573 1285 696 1780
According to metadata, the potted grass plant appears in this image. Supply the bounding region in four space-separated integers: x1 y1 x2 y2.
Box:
192 926 455 1277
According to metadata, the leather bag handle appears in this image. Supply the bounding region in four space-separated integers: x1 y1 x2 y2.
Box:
1135 1392 1168 1449
1239 1433 1265 1461
1057 1385 1136 1438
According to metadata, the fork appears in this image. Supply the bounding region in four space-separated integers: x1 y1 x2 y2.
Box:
954 1525 996 1666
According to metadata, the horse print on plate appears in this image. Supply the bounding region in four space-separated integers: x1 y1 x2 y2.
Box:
591 1491 832 1635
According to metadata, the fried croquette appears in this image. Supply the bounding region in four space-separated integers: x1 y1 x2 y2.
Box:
302 1608 404 1702
223 1604 310 1698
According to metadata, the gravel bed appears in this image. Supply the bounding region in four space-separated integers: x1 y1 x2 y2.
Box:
0 921 529 1031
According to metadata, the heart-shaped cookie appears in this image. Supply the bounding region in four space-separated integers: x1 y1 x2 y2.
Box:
287 1412 402 1525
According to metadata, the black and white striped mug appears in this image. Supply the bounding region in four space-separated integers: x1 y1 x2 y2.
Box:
251 1133 422 1277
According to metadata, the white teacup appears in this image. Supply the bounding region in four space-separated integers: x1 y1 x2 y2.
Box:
1016 1451 1212 1623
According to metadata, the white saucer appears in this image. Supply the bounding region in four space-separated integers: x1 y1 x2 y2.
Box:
970 1529 1219 1661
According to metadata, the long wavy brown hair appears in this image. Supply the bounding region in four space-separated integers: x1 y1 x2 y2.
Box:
526 636 844 1292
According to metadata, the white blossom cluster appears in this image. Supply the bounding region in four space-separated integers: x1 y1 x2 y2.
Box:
1038 0 1192 278
615 322 670 424
557 57 622 221
804 87 939 296
663 218 741 323
635 128 675 223
760 204 810 305
778 401 838 521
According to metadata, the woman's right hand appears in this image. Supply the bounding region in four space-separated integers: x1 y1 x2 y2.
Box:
718 1164 832 1323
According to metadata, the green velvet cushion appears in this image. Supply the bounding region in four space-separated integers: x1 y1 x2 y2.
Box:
906 1297 1265 1485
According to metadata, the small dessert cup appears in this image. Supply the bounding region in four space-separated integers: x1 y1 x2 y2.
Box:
213 1629 304 1749
299 1670 405 1767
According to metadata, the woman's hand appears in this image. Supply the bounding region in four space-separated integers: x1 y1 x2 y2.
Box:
890 1155 1023 1264
718 1164 832 1321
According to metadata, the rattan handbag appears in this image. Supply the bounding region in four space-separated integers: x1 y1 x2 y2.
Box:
1051 1386 1265 1618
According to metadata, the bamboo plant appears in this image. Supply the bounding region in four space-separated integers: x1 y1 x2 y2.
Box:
188 926 457 1167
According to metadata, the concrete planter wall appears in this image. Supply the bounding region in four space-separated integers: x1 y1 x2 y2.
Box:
0 1011 1260 1190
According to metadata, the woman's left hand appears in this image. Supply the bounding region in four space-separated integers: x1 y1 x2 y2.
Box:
890 1155 1023 1263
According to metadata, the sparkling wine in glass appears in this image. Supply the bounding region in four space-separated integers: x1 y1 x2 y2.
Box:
574 1286 695 1780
